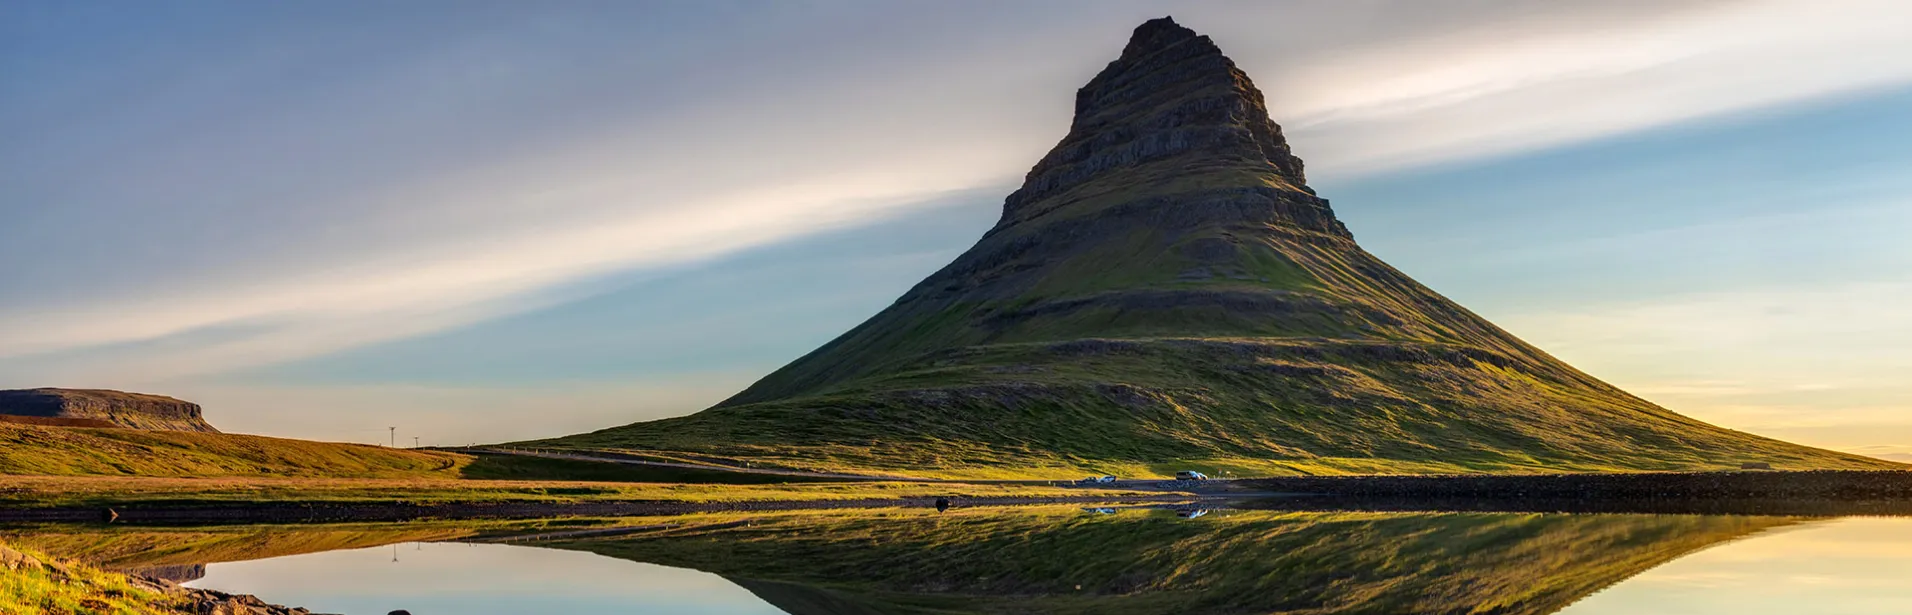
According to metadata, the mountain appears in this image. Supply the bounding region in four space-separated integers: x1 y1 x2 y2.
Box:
0 388 217 432
539 17 1893 477
551 508 1799 615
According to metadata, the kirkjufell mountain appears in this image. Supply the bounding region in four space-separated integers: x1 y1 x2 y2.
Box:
542 18 1891 476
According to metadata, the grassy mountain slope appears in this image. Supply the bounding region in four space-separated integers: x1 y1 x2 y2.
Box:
536 18 1895 478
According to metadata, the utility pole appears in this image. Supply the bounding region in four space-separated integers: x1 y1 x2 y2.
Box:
413 436 420 449
389 426 396 447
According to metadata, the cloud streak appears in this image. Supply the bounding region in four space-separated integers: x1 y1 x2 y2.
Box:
4 0 1911 396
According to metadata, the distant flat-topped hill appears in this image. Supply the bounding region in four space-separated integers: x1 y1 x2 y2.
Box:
0 388 218 432
535 17 1896 478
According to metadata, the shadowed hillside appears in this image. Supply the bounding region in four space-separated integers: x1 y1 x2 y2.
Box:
537 17 1893 478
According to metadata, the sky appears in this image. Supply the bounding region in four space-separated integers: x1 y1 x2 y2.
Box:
2 1 1909 457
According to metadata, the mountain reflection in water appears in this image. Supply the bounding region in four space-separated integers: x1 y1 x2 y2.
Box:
538 508 1790 615
8 507 1911 614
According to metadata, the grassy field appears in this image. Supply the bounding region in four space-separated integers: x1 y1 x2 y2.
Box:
0 423 880 483
0 474 1142 509
0 422 467 479
456 453 846 484
0 423 1170 507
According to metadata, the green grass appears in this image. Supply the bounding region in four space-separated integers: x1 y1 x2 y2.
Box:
456 454 846 484
536 336 1897 479
0 422 865 484
0 423 468 479
0 474 1150 509
0 423 1174 507
0 542 186 615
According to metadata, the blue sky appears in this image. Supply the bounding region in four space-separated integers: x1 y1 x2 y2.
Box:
3 1 1909 457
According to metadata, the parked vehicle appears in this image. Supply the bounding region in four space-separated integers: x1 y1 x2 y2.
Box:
1174 471 1209 481
1177 508 1210 519
1096 475 1118 483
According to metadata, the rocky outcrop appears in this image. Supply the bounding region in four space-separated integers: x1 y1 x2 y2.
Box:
0 388 218 432
122 563 207 583
167 585 328 615
1000 18 1326 232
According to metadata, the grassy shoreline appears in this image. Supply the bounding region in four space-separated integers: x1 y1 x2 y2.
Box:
0 474 1154 508
0 474 1181 525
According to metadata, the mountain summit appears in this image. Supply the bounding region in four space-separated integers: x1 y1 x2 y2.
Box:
544 18 1890 476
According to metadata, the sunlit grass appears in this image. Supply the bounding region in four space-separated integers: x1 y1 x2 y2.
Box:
534 334 1899 478
0 542 186 615
0 474 1153 509
0 423 467 479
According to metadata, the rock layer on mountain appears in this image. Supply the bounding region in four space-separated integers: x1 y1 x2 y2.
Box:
0 388 218 432
541 17 1894 476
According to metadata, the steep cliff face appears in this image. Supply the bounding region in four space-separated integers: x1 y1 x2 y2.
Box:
543 17 1893 477
0 388 218 432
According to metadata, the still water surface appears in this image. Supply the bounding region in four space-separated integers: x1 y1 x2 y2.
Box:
11 507 1912 614
193 542 783 614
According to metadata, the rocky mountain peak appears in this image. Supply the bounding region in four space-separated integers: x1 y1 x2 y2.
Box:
1000 16 1319 234
1113 16 1206 65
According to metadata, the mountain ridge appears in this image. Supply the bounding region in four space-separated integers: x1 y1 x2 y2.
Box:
537 17 1895 478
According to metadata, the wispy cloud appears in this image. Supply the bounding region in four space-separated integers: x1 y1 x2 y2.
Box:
4 1 1911 403
1277 0 1912 173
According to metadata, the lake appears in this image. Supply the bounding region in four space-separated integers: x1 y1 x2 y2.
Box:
7 505 1911 614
